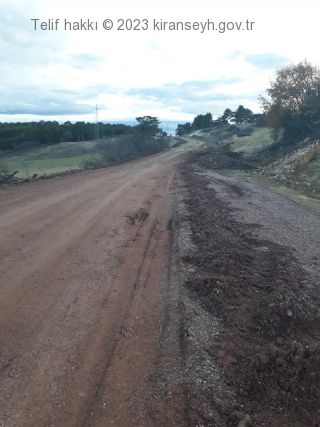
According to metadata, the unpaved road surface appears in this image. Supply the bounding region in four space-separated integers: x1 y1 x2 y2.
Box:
0 150 187 427
2 147 320 427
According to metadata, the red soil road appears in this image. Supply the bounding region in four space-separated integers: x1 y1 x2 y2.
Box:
0 150 186 427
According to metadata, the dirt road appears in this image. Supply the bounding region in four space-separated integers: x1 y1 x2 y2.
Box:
2 146 320 426
0 150 186 427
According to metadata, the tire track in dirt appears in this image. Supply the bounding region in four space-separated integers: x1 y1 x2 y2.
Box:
0 150 187 427
59 173 184 427
0 164 157 298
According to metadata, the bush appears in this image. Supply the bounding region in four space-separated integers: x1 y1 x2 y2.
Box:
236 126 254 137
0 158 10 176
96 134 169 165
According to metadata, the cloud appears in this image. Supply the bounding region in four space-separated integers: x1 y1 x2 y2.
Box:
1 0 320 122
245 53 288 69
69 53 105 70
124 79 262 117
0 81 113 116
127 79 240 99
1 101 93 116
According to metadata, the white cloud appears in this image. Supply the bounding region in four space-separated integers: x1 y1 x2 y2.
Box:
1 0 320 122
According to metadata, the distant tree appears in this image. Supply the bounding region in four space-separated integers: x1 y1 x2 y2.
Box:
192 113 213 130
135 116 162 137
233 105 254 124
220 108 234 123
251 113 266 127
74 121 89 141
176 122 192 136
0 121 133 151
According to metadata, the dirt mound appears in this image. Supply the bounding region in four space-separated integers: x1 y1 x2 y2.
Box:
195 144 254 171
180 160 320 425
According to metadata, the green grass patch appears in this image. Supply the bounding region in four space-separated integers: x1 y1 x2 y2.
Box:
178 137 207 149
1 139 102 178
6 154 100 178
230 128 275 155
18 140 98 159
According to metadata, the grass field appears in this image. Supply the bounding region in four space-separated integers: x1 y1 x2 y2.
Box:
1 136 179 179
230 127 275 155
2 140 100 178
222 126 320 212
187 125 320 214
184 126 276 154
6 154 100 178
178 136 207 149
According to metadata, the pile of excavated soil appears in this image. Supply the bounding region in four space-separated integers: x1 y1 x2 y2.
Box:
179 157 320 426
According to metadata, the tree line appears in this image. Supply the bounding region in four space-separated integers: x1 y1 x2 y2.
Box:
176 60 320 148
0 120 132 151
3 61 319 152
176 106 265 136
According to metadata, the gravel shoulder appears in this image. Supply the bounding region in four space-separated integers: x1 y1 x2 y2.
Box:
174 153 320 426
203 169 320 285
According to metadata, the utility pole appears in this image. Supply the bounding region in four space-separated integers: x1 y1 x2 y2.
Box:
95 104 100 140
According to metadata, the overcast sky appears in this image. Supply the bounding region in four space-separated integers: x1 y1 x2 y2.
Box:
1 0 320 123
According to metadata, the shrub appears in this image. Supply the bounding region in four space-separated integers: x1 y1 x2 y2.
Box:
96 134 169 165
